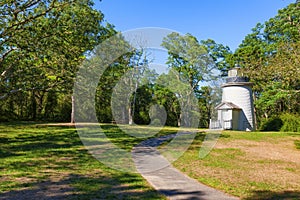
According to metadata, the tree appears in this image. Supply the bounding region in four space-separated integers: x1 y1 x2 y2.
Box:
0 0 115 121
79 33 156 125
230 2 300 125
162 33 216 91
152 84 180 127
200 39 233 76
126 49 154 125
161 33 216 126
254 41 300 118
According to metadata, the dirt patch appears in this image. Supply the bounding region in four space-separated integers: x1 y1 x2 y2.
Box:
215 138 300 164
174 135 300 198
212 138 300 191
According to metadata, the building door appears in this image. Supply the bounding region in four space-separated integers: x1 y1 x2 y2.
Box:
222 110 232 129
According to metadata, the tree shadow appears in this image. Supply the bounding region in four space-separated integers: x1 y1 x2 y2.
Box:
243 190 300 200
0 126 82 159
0 173 164 200
158 189 206 200
184 132 229 151
0 123 166 199
0 123 235 200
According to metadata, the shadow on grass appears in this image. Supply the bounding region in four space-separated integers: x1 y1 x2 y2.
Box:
1 124 143 158
243 190 300 200
184 132 229 151
0 173 163 200
0 123 166 199
0 126 82 159
158 189 206 200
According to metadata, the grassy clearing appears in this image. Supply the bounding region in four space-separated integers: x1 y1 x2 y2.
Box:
3 122 299 199
173 130 300 199
0 123 168 199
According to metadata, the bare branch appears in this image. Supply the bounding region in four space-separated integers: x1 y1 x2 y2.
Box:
0 47 19 64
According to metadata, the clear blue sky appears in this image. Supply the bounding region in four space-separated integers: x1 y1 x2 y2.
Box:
95 0 295 51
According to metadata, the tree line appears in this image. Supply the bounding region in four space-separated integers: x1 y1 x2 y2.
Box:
0 0 299 131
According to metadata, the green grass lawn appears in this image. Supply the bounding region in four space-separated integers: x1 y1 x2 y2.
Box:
2 123 300 200
173 130 300 199
0 123 168 199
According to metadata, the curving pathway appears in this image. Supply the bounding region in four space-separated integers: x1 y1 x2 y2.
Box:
132 134 239 200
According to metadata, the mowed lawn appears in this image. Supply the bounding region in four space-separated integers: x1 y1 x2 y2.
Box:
0 123 168 200
173 130 300 199
1 123 300 200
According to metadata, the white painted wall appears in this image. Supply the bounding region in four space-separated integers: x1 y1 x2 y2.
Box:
222 84 255 131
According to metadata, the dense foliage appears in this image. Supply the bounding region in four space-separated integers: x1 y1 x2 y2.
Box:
1 1 299 131
228 2 300 129
0 0 114 121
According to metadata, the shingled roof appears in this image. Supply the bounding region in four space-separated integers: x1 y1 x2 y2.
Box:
215 102 241 110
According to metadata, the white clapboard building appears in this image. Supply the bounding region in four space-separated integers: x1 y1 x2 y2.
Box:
211 67 255 131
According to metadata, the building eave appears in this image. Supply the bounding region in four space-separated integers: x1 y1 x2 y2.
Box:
215 102 242 110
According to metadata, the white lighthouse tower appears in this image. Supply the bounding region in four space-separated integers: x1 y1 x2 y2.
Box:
215 67 255 131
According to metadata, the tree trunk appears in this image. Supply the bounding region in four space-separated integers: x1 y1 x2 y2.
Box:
36 92 44 119
177 112 182 127
207 105 211 128
128 106 133 125
31 90 37 121
71 95 75 123
121 106 127 124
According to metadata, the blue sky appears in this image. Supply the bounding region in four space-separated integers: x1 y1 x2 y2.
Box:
95 0 295 51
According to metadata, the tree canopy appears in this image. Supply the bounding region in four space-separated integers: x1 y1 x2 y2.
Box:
0 0 115 121
0 0 114 99
0 1 298 130
229 1 300 125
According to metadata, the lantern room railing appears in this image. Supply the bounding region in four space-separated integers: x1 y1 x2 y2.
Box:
226 77 249 83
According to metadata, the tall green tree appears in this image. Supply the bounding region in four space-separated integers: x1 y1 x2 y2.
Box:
0 0 115 121
161 33 217 126
161 32 216 92
231 2 300 123
200 39 233 76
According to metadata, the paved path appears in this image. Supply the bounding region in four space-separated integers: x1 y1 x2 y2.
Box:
132 134 239 200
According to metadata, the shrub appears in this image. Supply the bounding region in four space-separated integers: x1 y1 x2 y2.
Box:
260 116 283 131
280 113 300 132
152 118 162 127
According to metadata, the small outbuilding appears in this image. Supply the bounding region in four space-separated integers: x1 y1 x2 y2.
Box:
215 102 241 130
212 67 256 131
